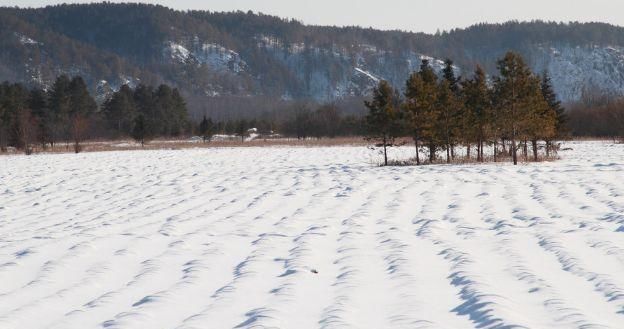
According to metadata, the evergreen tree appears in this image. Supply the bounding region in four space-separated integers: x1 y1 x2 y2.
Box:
198 115 214 142
48 75 72 144
236 119 249 142
403 71 425 165
442 59 461 93
493 52 534 165
28 88 51 148
68 77 97 152
541 71 567 155
526 75 556 160
103 84 136 135
131 114 148 147
365 80 398 166
418 60 441 162
436 80 462 163
440 59 463 161
462 66 491 162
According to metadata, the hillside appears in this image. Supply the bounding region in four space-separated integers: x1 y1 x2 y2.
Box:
3 3 624 117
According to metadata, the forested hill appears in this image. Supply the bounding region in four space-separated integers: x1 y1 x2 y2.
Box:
3 2 624 117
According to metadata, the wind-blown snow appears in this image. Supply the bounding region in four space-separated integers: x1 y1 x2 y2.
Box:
1 142 623 329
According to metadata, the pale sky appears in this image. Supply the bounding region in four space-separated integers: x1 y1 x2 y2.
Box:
2 0 623 33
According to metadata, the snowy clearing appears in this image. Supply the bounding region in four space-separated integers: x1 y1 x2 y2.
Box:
1 141 624 329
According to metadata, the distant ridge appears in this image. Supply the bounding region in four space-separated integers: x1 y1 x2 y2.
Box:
3 3 624 116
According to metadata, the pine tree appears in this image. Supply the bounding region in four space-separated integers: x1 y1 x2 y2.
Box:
68 77 96 153
28 88 51 148
199 115 214 142
418 60 441 162
462 66 491 162
134 84 157 137
440 59 463 162
103 84 136 135
493 52 534 165
541 71 567 155
403 72 426 165
131 114 148 147
236 119 248 142
437 80 462 163
526 75 556 160
365 80 398 166
48 75 72 145
442 59 461 93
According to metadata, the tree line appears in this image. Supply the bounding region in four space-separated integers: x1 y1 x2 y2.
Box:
365 52 567 166
0 75 189 153
566 93 624 141
196 103 366 142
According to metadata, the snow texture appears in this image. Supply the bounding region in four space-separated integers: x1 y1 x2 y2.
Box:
533 45 624 101
1 141 624 329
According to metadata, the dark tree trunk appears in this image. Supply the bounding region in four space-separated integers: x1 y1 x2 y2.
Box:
414 137 420 166
546 141 551 157
532 139 538 161
429 142 435 163
512 137 518 165
493 139 497 162
523 139 528 161
383 135 388 166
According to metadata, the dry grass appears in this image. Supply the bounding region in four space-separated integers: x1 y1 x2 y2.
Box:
0 136 369 156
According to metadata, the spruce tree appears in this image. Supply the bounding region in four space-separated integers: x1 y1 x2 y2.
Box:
418 60 441 162
103 84 136 135
131 114 148 147
494 52 533 165
199 115 214 142
462 66 491 162
236 119 248 142
440 59 463 161
437 80 461 163
365 80 398 166
68 77 96 153
526 75 556 160
48 75 72 145
403 72 425 165
541 72 567 155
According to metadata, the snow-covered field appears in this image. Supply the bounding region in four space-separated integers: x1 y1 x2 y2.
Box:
1 141 623 329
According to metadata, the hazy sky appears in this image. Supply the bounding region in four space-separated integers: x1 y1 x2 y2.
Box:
3 0 623 33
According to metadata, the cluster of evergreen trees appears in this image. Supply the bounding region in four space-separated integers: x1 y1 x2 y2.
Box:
366 52 566 166
0 76 96 154
102 84 188 145
0 75 189 153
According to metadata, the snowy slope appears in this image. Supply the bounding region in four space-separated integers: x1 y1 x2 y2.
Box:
1 142 624 329
532 45 624 101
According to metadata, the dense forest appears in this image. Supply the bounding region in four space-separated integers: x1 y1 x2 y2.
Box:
3 3 624 122
0 75 367 154
0 77 190 153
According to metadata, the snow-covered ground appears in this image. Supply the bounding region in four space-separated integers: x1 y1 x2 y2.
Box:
1 141 623 329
